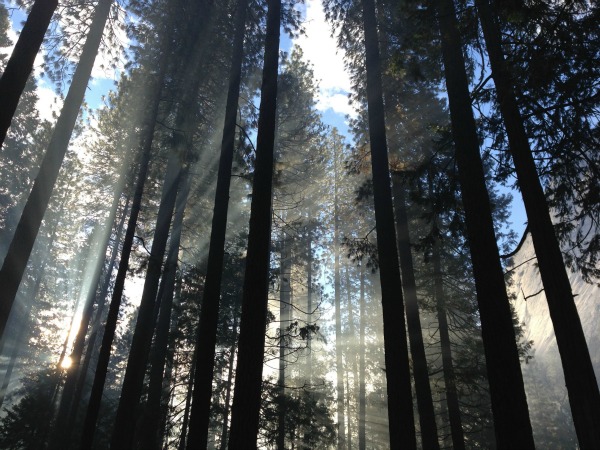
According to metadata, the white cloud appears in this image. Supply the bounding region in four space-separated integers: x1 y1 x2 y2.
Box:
36 81 63 123
293 0 356 118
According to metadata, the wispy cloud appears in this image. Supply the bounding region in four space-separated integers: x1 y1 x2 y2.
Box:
294 0 355 118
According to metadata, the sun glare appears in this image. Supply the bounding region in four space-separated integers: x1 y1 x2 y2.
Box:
60 356 72 369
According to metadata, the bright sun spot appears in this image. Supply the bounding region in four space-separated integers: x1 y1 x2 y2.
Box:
60 356 72 369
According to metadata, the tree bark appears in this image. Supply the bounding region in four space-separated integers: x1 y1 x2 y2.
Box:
109 151 185 449
477 1 600 446
0 0 58 148
277 229 292 450
79 33 171 448
434 0 535 447
391 173 439 449
185 0 248 446
333 140 346 450
219 315 238 450
50 169 128 449
0 0 113 339
227 0 281 446
361 0 416 446
138 165 191 450
358 266 366 450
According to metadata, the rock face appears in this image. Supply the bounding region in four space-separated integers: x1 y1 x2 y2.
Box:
509 234 600 448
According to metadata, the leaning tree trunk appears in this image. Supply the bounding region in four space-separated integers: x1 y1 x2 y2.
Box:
434 0 535 447
392 172 439 449
227 0 281 446
185 0 248 446
361 0 416 446
50 169 128 450
477 1 600 446
0 0 113 339
79 34 171 449
109 153 185 450
65 194 130 435
0 0 58 148
138 166 191 450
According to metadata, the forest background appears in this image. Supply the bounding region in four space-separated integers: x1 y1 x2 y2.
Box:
0 0 598 449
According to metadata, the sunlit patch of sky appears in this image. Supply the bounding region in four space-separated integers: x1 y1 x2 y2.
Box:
288 0 355 136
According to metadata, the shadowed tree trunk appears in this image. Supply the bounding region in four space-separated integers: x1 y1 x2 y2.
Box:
361 0 416 446
185 0 248 446
0 0 113 339
178 346 198 450
434 0 535 446
109 153 185 449
227 0 281 446
50 170 129 450
391 172 439 449
138 164 191 450
219 315 238 450
79 33 171 448
66 195 130 430
0 0 58 148
477 1 600 446
277 228 292 450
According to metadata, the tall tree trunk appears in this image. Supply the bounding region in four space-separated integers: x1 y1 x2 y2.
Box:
0 0 58 148
434 0 535 447
227 0 281 446
65 195 130 436
178 347 198 450
361 0 416 446
432 228 465 450
333 140 346 450
109 152 185 449
79 34 171 449
159 278 183 449
358 266 366 450
138 166 191 450
186 0 248 446
50 169 128 449
305 215 313 382
0 0 113 338
477 1 600 446
277 229 292 450
391 173 439 449
219 315 239 450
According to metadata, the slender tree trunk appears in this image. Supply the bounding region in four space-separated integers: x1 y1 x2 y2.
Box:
0 0 58 148
333 140 346 450
305 216 313 382
391 173 439 449
477 1 600 446
159 278 183 449
0 0 113 338
344 267 359 449
277 229 291 450
109 151 185 449
358 266 366 450
186 1 248 446
66 195 130 436
361 0 416 446
432 230 465 450
434 0 535 447
51 170 128 449
227 0 281 446
79 38 171 449
178 348 198 450
138 166 191 450
219 315 239 450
